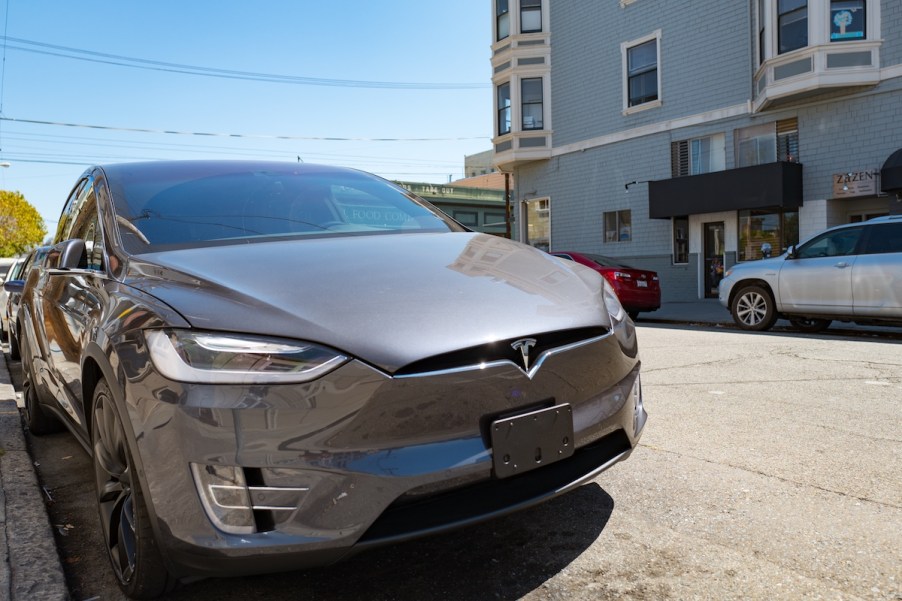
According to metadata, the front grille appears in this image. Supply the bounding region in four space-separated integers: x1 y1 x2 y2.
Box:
393 327 608 376
356 429 631 544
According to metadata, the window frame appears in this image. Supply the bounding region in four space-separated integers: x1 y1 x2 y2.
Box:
497 82 512 136
520 0 542 33
778 0 809 55
604 209 632 243
520 77 544 131
672 216 689 264
830 0 866 42
496 0 510 41
621 30 662 114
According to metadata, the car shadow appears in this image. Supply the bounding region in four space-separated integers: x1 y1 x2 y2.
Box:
170 483 615 600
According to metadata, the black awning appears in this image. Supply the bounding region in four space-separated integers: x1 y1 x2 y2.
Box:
648 161 803 219
881 148 902 192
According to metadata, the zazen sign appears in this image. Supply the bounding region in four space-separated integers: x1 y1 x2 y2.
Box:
832 170 878 199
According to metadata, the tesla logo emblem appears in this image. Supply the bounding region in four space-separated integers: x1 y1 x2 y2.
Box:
511 338 537 371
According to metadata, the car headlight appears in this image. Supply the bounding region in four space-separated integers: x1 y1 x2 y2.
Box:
145 329 349 384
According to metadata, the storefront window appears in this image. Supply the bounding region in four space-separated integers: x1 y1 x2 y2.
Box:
738 209 799 261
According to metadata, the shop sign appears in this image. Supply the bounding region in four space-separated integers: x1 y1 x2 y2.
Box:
832 171 877 198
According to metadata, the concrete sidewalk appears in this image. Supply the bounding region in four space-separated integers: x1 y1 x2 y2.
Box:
0 298 897 601
0 350 68 600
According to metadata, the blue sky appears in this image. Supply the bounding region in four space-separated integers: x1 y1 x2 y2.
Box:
0 1 492 233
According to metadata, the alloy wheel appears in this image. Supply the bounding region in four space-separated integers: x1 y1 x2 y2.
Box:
92 387 138 584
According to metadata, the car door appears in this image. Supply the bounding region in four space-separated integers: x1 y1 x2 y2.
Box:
35 180 108 429
852 222 902 317
777 226 863 314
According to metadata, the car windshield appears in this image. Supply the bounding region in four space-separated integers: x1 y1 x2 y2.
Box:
105 162 463 252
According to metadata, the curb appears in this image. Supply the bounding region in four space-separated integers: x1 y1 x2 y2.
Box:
0 354 70 601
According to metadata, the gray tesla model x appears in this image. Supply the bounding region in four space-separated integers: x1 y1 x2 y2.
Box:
16 161 646 599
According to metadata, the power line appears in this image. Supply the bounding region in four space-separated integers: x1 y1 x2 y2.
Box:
1 36 490 90
0 116 490 142
1 129 470 167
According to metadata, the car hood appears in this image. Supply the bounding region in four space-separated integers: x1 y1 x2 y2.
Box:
727 254 787 276
123 232 608 372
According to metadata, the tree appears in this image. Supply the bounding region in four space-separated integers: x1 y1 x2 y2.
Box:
0 190 47 256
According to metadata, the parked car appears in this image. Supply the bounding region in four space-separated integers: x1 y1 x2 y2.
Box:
0 257 24 342
551 251 661 320
719 215 902 332
18 161 647 599
2 247 49 356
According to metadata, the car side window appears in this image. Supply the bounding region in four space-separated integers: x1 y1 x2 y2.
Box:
861 223 902 255
68 188 105 272
54 178 89 243
796 227 863 259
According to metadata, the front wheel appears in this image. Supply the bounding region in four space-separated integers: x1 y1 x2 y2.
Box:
789 317 831 333
730 285 777 331
92 380 177 599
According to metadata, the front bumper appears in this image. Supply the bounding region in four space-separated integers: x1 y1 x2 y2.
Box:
115 331 645 578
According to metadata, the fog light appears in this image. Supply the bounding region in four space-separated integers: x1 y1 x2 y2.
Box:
191 463 255 534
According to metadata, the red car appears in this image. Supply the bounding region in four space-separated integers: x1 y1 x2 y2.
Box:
552 251 661 319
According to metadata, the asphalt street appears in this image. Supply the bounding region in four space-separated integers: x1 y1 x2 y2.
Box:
5 321 900 600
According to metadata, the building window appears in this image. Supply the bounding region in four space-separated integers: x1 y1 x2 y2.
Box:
736 119 799 168
778 0 808 54
521 0 542 33
626 37 658 107
738 209 799 261
496 0 510 41
604 210 632 243
671 134 725 177
523 198 550 250
521 78 543 130
776 118 799 163
673 216 689 264
758 0 766 64
497 82 511 135
831 0 865 41
453 210 479 227
735 123 777 167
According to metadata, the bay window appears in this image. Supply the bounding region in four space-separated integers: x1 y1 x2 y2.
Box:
521 0 542 33
497 82 511 135
521 78 543 130
496 0 510 41
778 0 808 54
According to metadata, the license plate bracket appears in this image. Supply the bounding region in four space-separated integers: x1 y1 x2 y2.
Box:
491 404 574 479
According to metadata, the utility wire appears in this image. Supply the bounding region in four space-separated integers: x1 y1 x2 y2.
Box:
1 36 490 90
0 116 490 142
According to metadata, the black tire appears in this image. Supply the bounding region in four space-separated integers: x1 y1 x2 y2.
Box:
789 317 832 333
8 329 20 360
730 285 777 331
92 379 177 599
20 337 63 434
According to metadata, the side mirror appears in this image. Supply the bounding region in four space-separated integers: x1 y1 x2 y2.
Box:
47 239 87 270
2 279 24 293
786 245 797 259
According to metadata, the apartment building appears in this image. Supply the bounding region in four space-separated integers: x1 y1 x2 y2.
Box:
491 0 902 300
